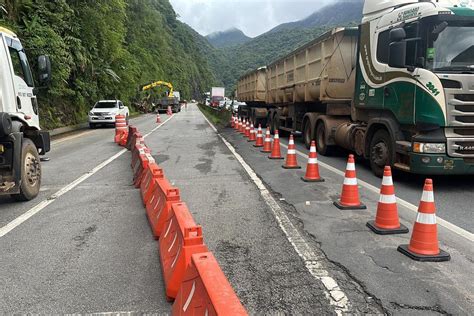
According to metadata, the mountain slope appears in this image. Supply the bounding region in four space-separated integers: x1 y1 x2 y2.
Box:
206 28 251 48
271 1 363 33
210 0 363 94
0 0 217 128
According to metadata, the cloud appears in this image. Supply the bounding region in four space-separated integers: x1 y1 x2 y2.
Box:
169 0 332 37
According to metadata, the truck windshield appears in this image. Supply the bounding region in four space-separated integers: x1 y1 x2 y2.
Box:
95 102 117 108
427 24 474 72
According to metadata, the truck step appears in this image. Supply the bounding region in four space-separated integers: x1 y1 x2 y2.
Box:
394 162 410 172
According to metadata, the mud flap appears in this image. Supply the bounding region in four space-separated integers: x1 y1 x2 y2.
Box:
0 132 22 195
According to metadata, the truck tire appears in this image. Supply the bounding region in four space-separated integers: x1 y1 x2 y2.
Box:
11 138 41 201
303 120 313 149
369 129 394 178
0 112 13 137
316 122 335 156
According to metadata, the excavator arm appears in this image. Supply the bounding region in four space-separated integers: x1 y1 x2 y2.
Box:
141 81 174 97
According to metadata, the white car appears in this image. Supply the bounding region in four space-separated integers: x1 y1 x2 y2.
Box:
88 100 129 128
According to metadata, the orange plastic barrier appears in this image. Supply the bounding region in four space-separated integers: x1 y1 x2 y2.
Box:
133 152 154 188
126 126 138 150
131 142 150 170
140 162 165 205
172 252 248 316
146 177 181 239
114 114 128 144
159 202 208 300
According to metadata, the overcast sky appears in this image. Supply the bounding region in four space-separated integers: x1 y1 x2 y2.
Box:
169 0 333 38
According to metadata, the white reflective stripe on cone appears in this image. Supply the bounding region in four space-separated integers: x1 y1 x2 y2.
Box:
264 138 271 142
416 212 437 224
382 176 393 186
308 158 318 164
421 190 434 202
310 146 316 153
288 149 296 154
289 139 295 145
346 162 356 171
257 134 263 138
379 194 396 204
343 177 358 186
275 134 280 139
183 281 196 312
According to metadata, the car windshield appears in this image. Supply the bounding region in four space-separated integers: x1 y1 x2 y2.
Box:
427 24 474 72
95 102 118 109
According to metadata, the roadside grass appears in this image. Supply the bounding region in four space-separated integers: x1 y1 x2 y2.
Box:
198 104 232 128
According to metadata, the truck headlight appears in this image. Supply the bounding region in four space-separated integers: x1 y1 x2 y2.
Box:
413 142 446 154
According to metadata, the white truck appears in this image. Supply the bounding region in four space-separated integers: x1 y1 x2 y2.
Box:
0 27 52 200
211 87 225 108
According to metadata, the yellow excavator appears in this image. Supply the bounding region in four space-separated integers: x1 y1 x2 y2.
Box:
140 81 181 113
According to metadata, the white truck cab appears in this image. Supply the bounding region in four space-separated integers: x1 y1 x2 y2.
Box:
0 26 52 201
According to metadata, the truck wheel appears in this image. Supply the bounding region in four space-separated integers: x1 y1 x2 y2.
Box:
303 121 312 149
0 112 13 137
369 129 394 178
316 122 334 156
11 138 41 201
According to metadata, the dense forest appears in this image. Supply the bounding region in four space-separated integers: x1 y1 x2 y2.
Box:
0 0 217 129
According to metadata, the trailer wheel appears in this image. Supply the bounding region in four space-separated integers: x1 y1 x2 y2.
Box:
316 122 334 156
11 138 41 201
369 129 393 178
303 121 312 149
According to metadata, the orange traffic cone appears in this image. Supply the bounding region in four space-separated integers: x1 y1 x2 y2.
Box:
261 127 272 153
398 179 450 262
236 118 241 132
230 116 235 128
302 141 324 182
269 130 284 160
367 166 408 234
282 135 301 169
248 123 256 142
240 119 245 134
244 121 251 138
254 125 264 147
156 113 162 124
334 154 366 210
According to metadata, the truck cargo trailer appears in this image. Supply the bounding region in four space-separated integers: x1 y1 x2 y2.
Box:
236 0 474 177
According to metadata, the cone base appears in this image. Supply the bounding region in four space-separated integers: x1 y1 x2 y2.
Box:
302 176 325 183
333 200 367 210
282 165 302 169
397 244 450 262
261 150 272 153
366 221 409 235
248 139 256 142
254 145 264 148
269 156 284 160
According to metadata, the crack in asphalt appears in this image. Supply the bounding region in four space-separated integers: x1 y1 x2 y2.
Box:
390 301 449 314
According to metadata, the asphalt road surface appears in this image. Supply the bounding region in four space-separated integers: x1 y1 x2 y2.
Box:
0 104 472 315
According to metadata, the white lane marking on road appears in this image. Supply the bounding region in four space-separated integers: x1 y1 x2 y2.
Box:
201 115 351 314
0 115 174 238
279 143 474 242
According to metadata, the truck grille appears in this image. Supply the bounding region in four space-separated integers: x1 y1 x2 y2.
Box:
448 139 474 157
453 128 474 136
455 94 474 102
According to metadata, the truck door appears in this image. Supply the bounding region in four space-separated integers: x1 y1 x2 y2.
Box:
6 37 38 128
381 25 418 125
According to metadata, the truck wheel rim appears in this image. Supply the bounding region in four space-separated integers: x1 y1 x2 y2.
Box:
372 142 388 167
25 152 40 187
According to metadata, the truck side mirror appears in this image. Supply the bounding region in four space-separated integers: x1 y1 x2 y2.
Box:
388 28 407 69
389 28 406 42
37 55 51 86
389 41 407 68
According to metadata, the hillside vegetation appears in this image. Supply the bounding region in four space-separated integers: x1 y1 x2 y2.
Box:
0 0 216 129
